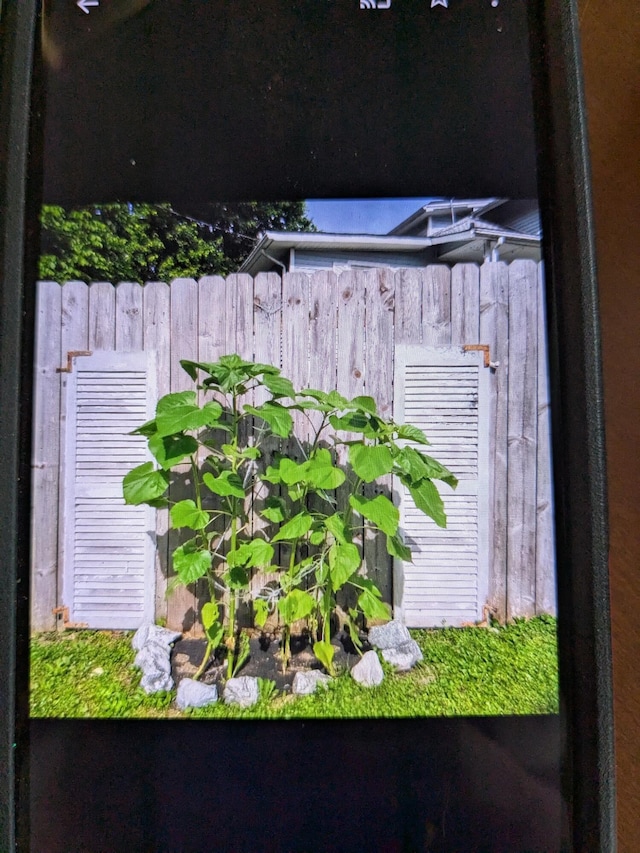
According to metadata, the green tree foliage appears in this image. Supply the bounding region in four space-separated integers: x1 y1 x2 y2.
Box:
39 201 316 282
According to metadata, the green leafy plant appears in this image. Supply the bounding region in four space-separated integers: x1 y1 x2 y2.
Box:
123 355 456 679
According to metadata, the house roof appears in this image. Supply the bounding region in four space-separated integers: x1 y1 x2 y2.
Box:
239 199 542 274
388 198 504 236
239 231 433 276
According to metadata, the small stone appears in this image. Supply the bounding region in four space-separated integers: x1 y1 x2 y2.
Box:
367 620 411 650
381 639 423 671
224 676 260 708
132 623 182 652
351 650 384 687
176 678 218 710
292 670 331 696
135 641 174 694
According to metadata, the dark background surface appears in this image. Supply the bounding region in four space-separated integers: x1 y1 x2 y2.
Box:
42 0 537 205
579 1 640 850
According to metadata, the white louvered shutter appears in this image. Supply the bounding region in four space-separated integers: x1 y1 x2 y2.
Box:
393 347 489 627
61 351 156 629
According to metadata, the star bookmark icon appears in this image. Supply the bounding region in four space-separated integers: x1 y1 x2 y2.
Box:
431 0 448 6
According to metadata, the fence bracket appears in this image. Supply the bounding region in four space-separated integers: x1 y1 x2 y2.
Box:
53 606 88 631
56 350 92 373
463 344 499 369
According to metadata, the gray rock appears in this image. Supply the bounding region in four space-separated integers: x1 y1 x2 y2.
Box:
351 650 384 687
292 670 331 696
381 639 423 671
224 676 260 708
367 620 411 650
132 623 182 652
176 678 218 710
135 640 174 694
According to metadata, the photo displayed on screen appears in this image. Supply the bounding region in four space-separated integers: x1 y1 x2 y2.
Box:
30 0 558 721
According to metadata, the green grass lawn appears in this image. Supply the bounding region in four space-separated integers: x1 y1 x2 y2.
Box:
30 616 559 719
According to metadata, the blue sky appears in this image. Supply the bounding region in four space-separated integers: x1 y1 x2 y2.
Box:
305 198 436 235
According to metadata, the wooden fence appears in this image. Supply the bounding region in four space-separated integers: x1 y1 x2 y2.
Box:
31 262 556 633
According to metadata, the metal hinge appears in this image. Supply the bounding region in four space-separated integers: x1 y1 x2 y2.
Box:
463 343 499 370
56 350 92 373
53 606 88 630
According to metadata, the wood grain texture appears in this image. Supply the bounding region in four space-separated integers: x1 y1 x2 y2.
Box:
480 261 509 620
167 278 199 633
363 268 395 602
579 2 640 847
143 281 171 622
31 282 62 631
506 261 538 620
88 282 116 351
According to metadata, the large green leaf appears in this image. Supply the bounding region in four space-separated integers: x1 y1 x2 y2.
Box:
304 448 346 490
348 443 394 482
244 401 293 437
179 359 218 382
260 496 287 523
329 412 370 433
130 418 157 437
155 391 222 437
328 542 361 589
172 541 212 584
408 479 447 528
395 423 430 445
277 589 315 624
262 372 296 399
349 395 377 414
357 587 391 622
349 493 399 537
201 601 220 630
419 454 458 489
386 534 413 562
123 462 169 505
313 640 335 675
396 446 457 489
227 565 250 590
253 599 269 628
272 511 314 542
170 499 210 530
278 458 309 486
324 513 350 544
203 470 245 498
148 433 199 470
227 538 274 568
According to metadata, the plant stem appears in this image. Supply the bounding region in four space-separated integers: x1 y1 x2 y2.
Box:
193 640 213 681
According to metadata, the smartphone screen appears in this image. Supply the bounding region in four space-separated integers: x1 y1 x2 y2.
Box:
23 1 567 849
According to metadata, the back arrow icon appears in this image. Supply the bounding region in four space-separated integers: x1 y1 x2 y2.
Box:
77 0 100 13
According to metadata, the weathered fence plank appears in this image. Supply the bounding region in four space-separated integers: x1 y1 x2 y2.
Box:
422 265 451 347
143 281 171 622
536 264 556 614
88 282 116 350
480 261 509 620
451 264 480 345
363 268 395 602
31 282 62 631
252 273 283 614
396 268 422 345
506 261 538 619
168 278 200 633
58 281 90 609
115 282 144 351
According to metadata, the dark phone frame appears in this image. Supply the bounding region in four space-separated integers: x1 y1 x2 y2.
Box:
0 0 614 849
